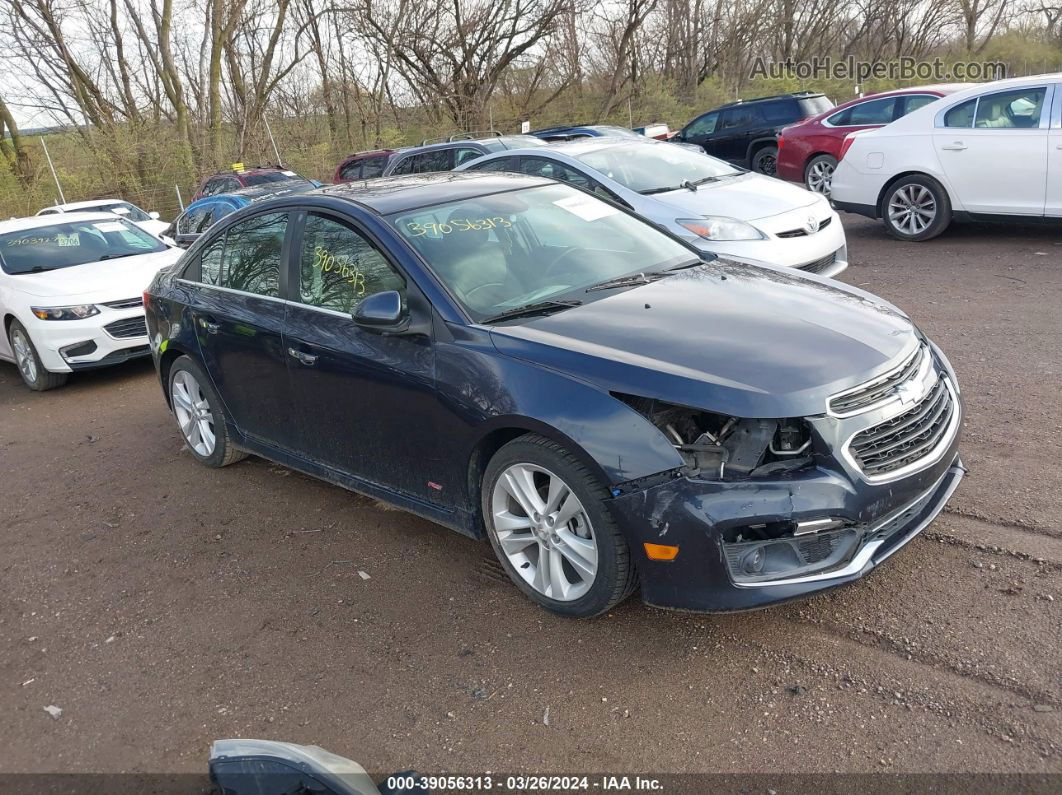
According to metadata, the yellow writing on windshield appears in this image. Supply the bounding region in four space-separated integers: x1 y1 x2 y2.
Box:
405 217 512 237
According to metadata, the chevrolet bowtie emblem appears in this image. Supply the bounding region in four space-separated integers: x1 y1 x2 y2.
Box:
896 379 923 407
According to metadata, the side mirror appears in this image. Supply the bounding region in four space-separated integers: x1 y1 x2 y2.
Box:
149 210 161 220
354 290 405 330
160 235 178 247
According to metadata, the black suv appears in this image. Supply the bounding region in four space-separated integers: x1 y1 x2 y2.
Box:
674 92 834 176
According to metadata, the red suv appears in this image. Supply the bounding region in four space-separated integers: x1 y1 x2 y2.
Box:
332 149 399 183
777 85 967 195
191 166 316 202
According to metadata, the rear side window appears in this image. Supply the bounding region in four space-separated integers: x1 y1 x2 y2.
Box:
720 106 763 130
338 161 362 181
454 147 484 167
219 212 287 297
198 236 225 285
360 156 387 179
943 99 976 128
900 94 939 115
760 99 801 124
391 149 452 174
299 214 404 314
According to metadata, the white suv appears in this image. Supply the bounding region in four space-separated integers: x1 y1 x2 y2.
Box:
0 213 182 390
831 74 1061 240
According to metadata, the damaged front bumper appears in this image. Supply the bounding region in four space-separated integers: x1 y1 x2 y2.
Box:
609 444 965 612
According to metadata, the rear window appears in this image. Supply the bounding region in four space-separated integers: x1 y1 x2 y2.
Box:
0 219 167 274
242 171 304 186
798 96 835 116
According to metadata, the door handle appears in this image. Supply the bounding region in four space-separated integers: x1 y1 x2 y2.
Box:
941 142 967 151
201 319 220 334
287 347 318 366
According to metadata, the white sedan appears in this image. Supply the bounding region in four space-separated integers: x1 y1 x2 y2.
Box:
0 213 182 390
37 199 170 238
831 73 1061 240
456 138 848 277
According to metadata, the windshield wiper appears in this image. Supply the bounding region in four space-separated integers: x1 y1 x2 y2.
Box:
99 252 146 261
639 185 685 196
14 265 60 274
586 272 661 292
482 299 582 323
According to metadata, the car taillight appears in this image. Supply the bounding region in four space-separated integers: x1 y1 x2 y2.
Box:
838 133 858 162
777 135 784 150
142 291 152 310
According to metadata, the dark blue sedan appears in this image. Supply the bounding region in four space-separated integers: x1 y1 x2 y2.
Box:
144 173 964 617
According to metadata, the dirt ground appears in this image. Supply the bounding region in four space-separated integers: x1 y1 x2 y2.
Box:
1 216 1060 780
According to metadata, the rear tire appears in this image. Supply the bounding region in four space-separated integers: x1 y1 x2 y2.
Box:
752 145 779 176
168 355 246 468
482 434 637 617
7 320 67 391
804 154 837 195
881 175 952 241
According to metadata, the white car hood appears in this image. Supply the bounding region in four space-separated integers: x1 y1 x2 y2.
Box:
12 248 182 300
650 173 819 221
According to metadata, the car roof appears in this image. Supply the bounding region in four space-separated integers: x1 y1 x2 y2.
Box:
718 91 825 109
41 199 133 212
0 211 125 234
340 149 396 163
513 137 659 158
316 172 554 215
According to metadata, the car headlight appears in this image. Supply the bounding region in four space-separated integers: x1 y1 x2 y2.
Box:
30 305 100 320
677 217 766 241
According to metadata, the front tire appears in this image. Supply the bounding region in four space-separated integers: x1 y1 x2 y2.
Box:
482 434 637 617
752 145 779 176
804 154 837 195
7 320 67 391
881 175 952 241
168 355 246 468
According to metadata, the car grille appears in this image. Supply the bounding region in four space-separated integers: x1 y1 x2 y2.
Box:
102 297 143 309
830 344 926 415
798 250 838 274
778 216 832 238
849 377 955 479
104 315 148 339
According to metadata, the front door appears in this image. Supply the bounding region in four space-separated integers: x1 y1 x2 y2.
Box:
189 211 299 449
283 211 444 502
714 106 761 164
933 85 1050 215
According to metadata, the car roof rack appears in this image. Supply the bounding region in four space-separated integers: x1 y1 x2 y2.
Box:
717 91 824 108
418 129 506 146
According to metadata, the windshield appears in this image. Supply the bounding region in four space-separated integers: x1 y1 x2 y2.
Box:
592 126 641 138
0 218 168 274
575 143 743 193
391 183 695 321
89 202 151 222
243 171 306 186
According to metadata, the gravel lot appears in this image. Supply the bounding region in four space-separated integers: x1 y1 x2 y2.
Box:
1 215 1060 778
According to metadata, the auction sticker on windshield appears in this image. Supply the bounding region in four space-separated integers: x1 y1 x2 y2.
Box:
553 194 619 222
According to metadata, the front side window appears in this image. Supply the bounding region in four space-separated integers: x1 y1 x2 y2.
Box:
0 218 167 275
466 156 517 172
338 161 362 181
390 183 694 321
360 157 387 179
299 214 404 314
974 87 1046 128
684 113 718 137
519 157 595 190
576 142 743 194
219 212 287 298
392 150 451 175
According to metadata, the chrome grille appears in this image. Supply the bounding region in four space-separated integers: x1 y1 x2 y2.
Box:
102 297 143 309
849 377 955 479
779 216 833 238
104 316 147 339
798 250 838 274
829 345 926 415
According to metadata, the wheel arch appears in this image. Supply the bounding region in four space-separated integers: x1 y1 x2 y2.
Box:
158 343 196 407
746 136 779 165
875 170 956 216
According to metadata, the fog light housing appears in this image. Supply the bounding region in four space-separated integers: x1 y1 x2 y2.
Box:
741 547 764 574
60 340 98 360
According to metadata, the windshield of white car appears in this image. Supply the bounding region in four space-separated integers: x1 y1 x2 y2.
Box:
88 202 152 222
575 143 743 194
0 218 168 275
390 183 695 322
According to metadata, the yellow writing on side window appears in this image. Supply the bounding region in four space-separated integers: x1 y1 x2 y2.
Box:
406 217 512 237
312 246 366 297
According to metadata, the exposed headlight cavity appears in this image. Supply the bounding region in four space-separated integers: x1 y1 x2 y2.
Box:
614 394 815 479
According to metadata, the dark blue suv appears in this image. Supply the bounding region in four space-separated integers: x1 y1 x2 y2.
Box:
145 173 964 617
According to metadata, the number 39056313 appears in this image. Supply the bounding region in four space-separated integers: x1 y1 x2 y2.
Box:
406 217 511 237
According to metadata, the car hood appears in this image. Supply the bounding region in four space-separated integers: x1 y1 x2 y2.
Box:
10 248 183 300
489 262 917 418
649 173 820 222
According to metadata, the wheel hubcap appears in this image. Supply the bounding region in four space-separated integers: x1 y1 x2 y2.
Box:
490 463 598 602
807 161 834 194
12 330 37 383
888 185 936 236
171 370 216 457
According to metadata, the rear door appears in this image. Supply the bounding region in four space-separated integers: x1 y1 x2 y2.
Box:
933 84 1050 215
283 211 442 500
185 211 300 449
1047 83 1062 217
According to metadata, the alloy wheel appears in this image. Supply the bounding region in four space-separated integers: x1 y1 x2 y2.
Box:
888 184 937 236
11 329 37 384
490 463 598 602
758 154 777 176
807 160 834 194
171 370 216 457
